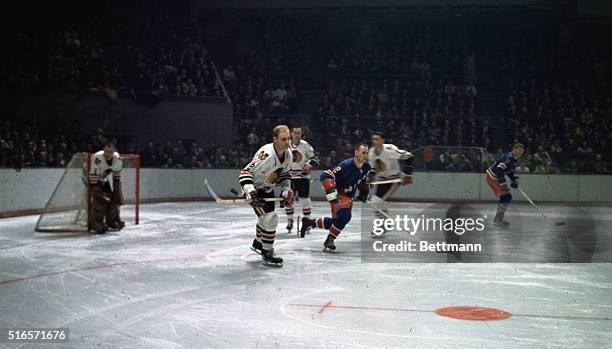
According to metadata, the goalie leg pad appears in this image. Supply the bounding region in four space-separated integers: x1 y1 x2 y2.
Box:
112 181 124 206
90 193 109 233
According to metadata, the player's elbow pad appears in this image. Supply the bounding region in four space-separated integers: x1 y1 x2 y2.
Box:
321 178 336 191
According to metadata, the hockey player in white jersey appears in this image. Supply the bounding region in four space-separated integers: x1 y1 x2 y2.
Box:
285 126 318 234
238 125 294 266
368 131 413 237
87 142 125 234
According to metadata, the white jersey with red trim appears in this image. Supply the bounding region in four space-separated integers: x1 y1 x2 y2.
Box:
368 144 412 179
288 139 317 179
88 151 122 185
239 143 293 192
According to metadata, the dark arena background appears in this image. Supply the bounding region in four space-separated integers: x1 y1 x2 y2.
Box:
1 0 612 348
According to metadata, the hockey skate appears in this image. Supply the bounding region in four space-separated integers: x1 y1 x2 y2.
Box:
493 212 510 226
89 222 108 234
250 238 263 254
286 218 293 233
323 235 336 252
261 248 283 267
107 220 125 231
300 217 316 238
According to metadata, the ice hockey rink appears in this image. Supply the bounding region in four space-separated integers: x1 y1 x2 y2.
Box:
1 201 611 348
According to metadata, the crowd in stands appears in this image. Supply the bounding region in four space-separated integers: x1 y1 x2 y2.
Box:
43 3 224 102
495 22 612 174
223 17 320 118
3 8 610 174
319 77 479 126
326 23 468 76
0 120 255 170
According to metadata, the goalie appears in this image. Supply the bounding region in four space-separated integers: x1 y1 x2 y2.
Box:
368 131 413 236
87 142 125 234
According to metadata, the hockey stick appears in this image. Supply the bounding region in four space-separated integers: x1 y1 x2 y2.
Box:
366 201 391 219
381 182 401 201
204 178 282 204
290 175 315 183
368 178 403 185
517 187 566 226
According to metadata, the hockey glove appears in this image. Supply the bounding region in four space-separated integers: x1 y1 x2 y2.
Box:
401 173 413 185
91 185 111 204
281 188 294 206
301 163 311 175
510 180 519 189
366 171 376 184
243 184 261 206
322 179 338 203
325 189 338 203
356 190 369 203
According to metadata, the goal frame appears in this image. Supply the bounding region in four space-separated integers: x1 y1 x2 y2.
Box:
35 152 140 232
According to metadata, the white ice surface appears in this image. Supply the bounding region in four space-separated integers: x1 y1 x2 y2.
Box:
0 202 611 349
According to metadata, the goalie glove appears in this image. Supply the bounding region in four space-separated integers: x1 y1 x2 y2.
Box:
112 180 124 205
281 188 294 206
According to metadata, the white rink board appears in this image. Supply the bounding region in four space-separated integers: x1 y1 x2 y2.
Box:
1 169 612 215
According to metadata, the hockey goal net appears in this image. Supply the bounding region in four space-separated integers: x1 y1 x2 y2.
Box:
35 152 140 232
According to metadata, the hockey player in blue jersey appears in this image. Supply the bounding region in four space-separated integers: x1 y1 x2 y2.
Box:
486 143 524 225
300 143 373 251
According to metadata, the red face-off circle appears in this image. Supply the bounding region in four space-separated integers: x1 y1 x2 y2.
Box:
435 306 513 321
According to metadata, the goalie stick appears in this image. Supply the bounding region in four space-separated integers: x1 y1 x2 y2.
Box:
204 178 282 204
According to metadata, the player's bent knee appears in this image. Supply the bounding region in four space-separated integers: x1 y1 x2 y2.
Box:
335 208 352 226
258 212 278 231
